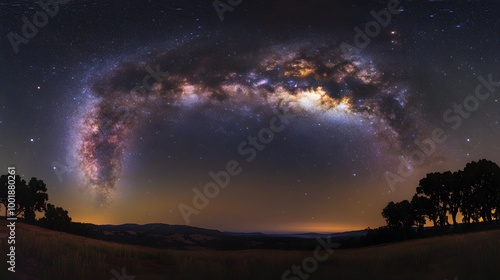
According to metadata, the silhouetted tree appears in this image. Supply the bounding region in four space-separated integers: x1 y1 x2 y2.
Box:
456 169 474 223
382 200 414 231
22 178 49 221
411 194 434 230
417 172 449 229
39 203 72 230
463 159 500 222
0 175 49 220
444 171 461 226
382 201 398 229
380 159 500 242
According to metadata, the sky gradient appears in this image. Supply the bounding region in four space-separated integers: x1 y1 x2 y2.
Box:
0 0 499 233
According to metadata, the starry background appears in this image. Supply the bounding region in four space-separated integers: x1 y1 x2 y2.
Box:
0 0 499 233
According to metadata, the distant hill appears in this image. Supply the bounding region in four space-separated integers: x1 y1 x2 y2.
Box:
0 217 365 250
79 222 355 250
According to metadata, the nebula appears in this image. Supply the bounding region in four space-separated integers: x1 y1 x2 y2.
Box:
75 40 420 204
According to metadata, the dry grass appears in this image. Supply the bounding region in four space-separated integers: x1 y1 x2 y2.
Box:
1 221 499 280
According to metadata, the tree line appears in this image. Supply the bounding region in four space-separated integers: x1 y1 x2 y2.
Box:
0 174 72 229
382 159 500 233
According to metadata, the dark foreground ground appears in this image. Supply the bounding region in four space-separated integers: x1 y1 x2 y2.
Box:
0 220 499 280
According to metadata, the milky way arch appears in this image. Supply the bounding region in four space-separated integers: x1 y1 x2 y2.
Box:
75 40 421 204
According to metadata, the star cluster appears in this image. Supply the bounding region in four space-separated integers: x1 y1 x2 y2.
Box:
75 40 421 203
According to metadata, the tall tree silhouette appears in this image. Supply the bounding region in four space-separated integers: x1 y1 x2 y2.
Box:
444 171 461 226
457 169 474 223
463 159 500 222
417 172 449 228
22 178 49 221
411 194 434 229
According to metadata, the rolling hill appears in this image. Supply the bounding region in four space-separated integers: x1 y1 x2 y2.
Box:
1 220 499 280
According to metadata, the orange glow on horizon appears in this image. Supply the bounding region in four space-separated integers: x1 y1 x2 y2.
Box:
269 222 363 234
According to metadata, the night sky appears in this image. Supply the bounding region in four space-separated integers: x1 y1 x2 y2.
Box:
1 0 499 233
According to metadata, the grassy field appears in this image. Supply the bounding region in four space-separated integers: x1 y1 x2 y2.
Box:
1 221 499 280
